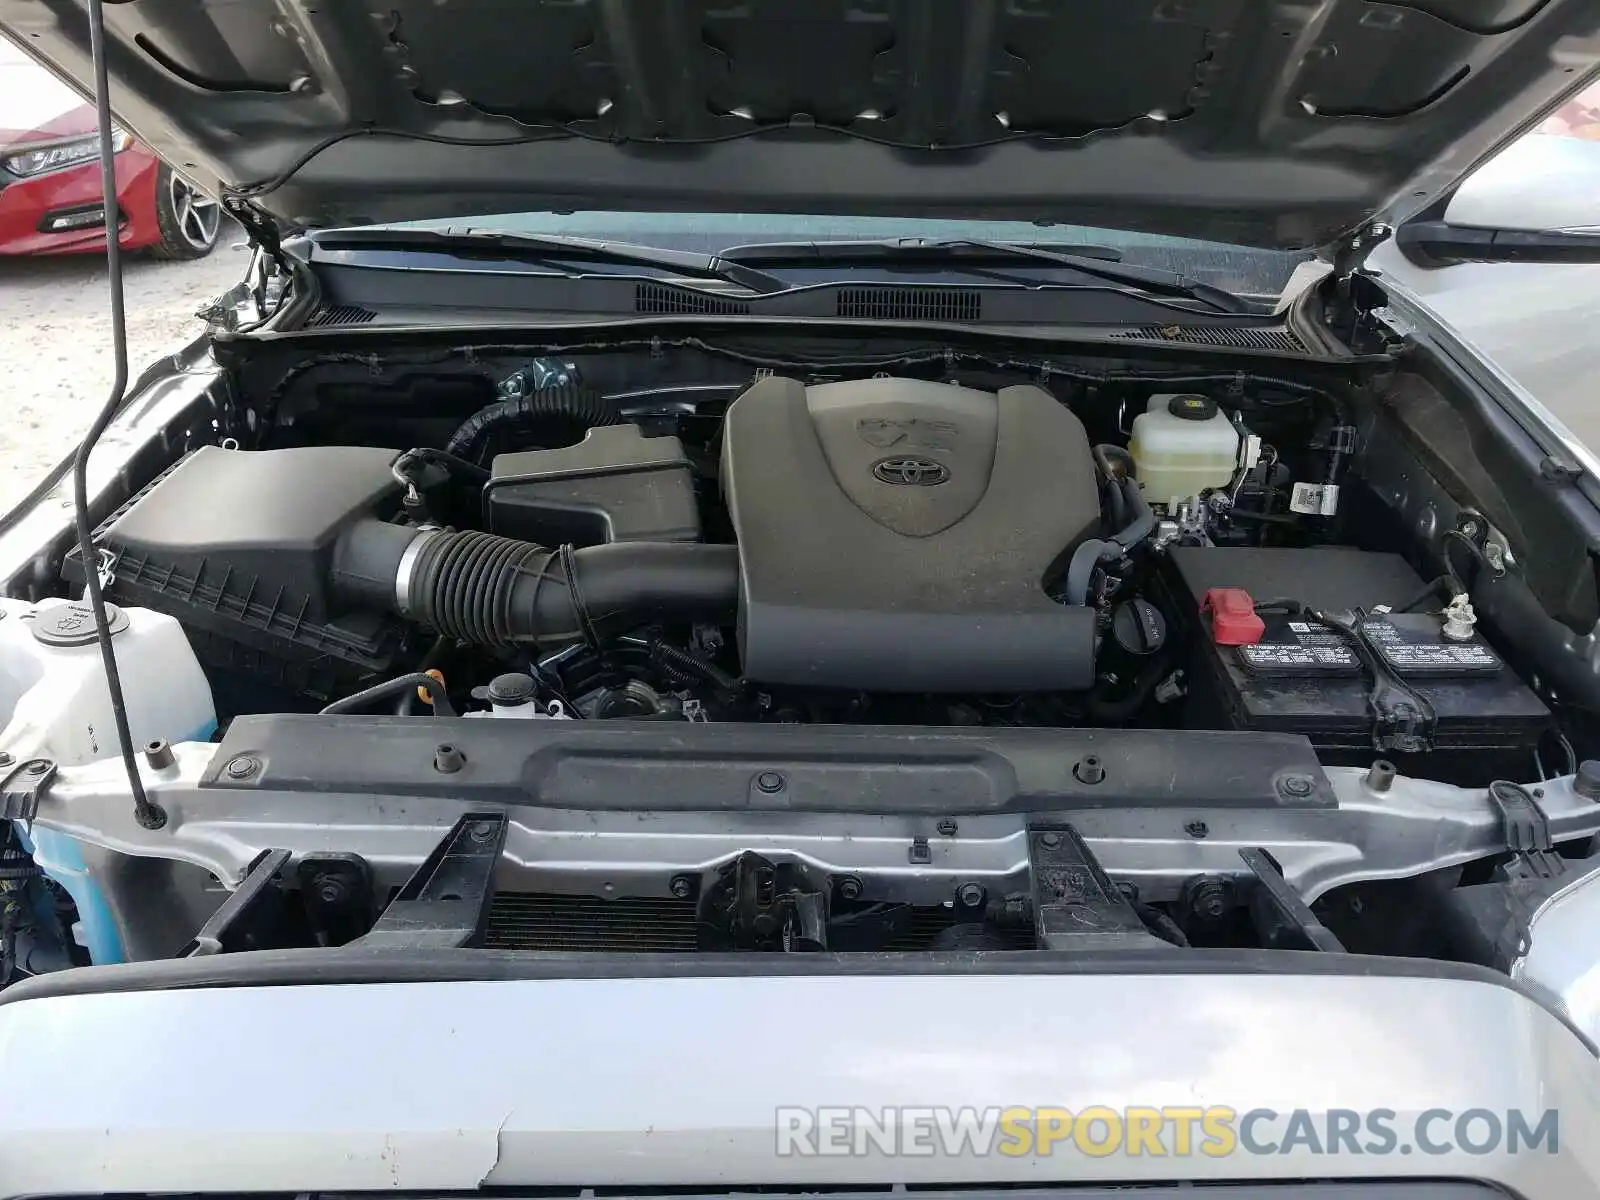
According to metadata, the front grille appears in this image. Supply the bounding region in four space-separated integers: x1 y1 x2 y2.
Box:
837 287 983 322
634 282 751 315
484 893 700 951
305 304 378 328
482 893 1033 952
1110 323 1307 353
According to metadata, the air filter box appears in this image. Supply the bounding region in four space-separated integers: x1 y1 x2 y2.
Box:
64 445 410 698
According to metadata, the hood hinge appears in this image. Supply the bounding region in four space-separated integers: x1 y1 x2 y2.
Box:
221 194 290 269
1332 221 1393 285
1325 221 1394 340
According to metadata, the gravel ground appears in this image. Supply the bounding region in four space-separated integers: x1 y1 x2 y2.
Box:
0 228 245 512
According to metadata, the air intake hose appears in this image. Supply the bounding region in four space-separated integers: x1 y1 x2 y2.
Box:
444 383 618 462
333 520 739 648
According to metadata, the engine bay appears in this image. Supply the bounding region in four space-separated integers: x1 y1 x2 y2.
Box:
57 349 1555 779
4 329 1599 978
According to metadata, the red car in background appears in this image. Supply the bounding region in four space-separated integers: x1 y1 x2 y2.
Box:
0 39 218 258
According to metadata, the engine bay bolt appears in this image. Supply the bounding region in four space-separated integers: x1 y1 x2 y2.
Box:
838 876 863 901
433 743 465 774
0 752 12 768
754 771 786 794
1184 820 1209 839
1074 755 1107 785
224 754 260 780
1039 831 1062 849
669 875 694 899
315 876 347 904
1277 773 1316 800
1365 759 1397 793
956 882 986 909
1573 761 1600 802
143 739 175 770
1183 876 1233 921
936 818 959 836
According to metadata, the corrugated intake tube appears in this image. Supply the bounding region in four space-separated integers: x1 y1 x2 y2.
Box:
444 384 618 461
333 520 740 649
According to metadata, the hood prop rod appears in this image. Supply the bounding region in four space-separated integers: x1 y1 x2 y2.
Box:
74 0 164 831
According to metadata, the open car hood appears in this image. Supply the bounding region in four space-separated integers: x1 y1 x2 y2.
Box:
0 0 1597 255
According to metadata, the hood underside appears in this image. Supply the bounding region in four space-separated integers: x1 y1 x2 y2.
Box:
1 0 1597 252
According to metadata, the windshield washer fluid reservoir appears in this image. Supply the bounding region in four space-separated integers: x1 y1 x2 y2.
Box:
0 597 215 967
1129 393 1242 509
0 597 214 765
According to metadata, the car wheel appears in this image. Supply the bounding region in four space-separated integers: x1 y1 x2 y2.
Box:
149 162 222 260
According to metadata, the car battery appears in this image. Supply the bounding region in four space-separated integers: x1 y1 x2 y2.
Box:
1165 546 1551 777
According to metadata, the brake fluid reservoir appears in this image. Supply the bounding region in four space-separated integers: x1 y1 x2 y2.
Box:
0 596 215 765
1129 393 1242 509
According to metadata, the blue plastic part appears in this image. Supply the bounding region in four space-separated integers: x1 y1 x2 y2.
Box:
14 825 126 964
7 721 217 965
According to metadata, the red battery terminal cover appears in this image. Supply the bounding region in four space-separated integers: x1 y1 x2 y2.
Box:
1203 587 1266 645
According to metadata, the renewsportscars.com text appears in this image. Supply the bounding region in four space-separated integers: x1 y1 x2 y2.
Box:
775 1106 1559 1159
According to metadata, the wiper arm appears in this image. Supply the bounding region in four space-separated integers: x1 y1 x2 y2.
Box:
315 227 790 295
931 239 1251 314
723 236 1250 314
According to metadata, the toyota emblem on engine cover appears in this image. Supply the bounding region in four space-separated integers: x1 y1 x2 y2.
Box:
873 456 950 486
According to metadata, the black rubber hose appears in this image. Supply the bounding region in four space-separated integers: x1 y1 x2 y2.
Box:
1110 477 1157 550
336 521 741 649
1064 478 1157 605
1092 445 1135 528
395 634 451 715
1092 444 1135 481
444 384 617 461
1087 654 1172 724
321 672 458 716
392 447 490 489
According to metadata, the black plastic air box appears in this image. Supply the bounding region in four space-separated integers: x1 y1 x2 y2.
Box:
64 445 410 698
1167 546 1550 777
484 424 701 547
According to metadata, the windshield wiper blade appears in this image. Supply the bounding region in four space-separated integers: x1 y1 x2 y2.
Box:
723 236 1251 313
934 239 1251 313
722 238 1130 264
316 227 790 295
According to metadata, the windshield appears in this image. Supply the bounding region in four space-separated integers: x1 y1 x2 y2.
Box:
390 212 1312 301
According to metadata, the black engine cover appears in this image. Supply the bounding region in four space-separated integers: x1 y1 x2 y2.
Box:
722 376 1101 691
